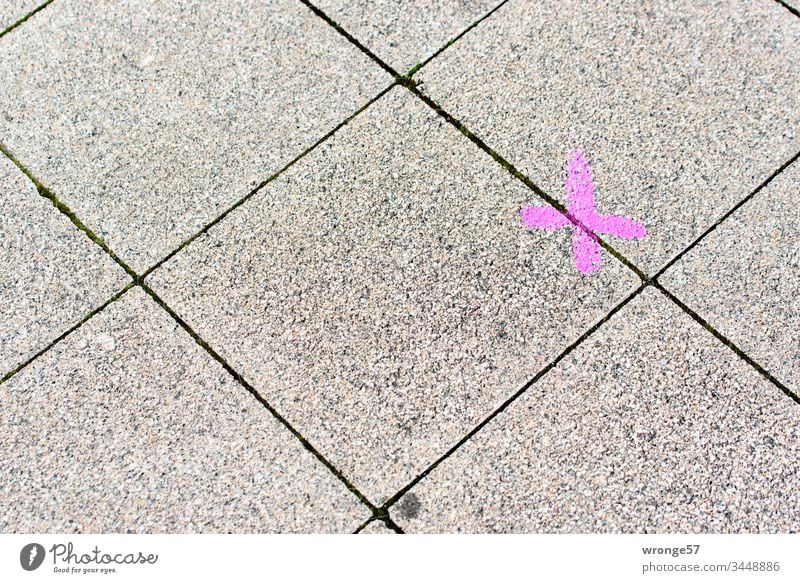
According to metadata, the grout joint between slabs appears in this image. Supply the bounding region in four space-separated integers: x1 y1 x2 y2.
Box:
139 282 380 515
380 283 649 510
383 277 798 521
399 82 649 282
0 142 139 281
300 0 401 79
652 147 800 281
403 0 512 79
653 282 800 406
0 0 56 39
353 513 404 534
353 517 373 534
372 509 405 533
0 282 135 386
4 0 798 532
139 81 397 281
2 80 394 522
775 0 800 19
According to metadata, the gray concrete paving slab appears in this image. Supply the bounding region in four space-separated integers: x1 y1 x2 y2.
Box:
394 288 800 533
359 520 395 534
0 0 391 272
416 0 800 274
3 0 798 535
0 287 366 533
314 0 501 73
147 87 640 504
781 1 799 14
0 155 128 378
661 160 800 390
0 0 41 30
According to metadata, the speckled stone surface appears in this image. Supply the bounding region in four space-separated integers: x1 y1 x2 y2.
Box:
0 287 366 533
0 0 41 30
661 161 800 390
0 155 128 378
0 0 390 273
359 519 395 534
148 88 640 505
314 0 500 74
416 0 800 274
394 288 800 533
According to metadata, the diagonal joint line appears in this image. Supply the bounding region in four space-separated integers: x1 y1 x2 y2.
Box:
399 82 650 283
653 147 800 281
405 0 512 78
380 282 648 511
654 283 800 405
2 133 382 517
139 282 380 514
382 513 406 533
354 514 405 534
774 0 800 19
0 142 139 282
140 81 397 280
0 0 56 39
0 283 135 387
352 518 373 534
385 280 800 515
300 0 401 79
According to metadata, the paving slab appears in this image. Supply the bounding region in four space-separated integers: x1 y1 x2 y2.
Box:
0 287 366 533
314 0 501 74
0 0 390 273
148 87 640 504
0 0 41 31
394 288 800 533
416 0 800 274
359 519 395 534
0 155 128 378
660 161 800 390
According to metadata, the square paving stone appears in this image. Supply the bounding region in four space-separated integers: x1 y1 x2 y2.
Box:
0 155 128 378
0 287 366 533
0 0 391 273
393 288 800 533
148 87 640 504
314 0 501 74
416 0 800 274
0 0 41 30
660 160 800 391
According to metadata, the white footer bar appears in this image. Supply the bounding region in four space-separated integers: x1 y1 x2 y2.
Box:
1 533 797 582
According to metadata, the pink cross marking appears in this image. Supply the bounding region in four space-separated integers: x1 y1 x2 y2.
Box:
519 149 646 274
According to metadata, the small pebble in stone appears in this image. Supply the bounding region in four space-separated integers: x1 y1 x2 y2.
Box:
95 334 116 351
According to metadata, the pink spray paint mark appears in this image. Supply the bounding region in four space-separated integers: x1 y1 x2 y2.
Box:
520 149 646 274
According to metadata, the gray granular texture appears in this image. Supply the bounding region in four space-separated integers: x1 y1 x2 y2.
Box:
0 0 41 30
0 0 390 272
0 288 366 533
0 155 128 377
417 0 800 274
661 159 800 390
359 520 395 534
314 0 501 73
395 288 800 533
148 87 640 504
